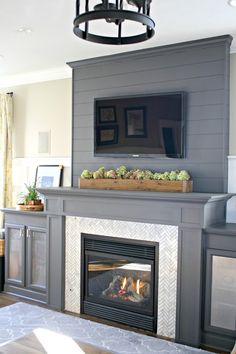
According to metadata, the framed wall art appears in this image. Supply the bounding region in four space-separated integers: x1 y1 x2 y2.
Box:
35 165 63 188
125 106 147 137
96 125 118 145
98 106 116 123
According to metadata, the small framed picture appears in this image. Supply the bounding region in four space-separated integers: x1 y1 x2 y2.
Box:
96 125 118 145
35 165 63 188
125 106 147 137
98 106 116 123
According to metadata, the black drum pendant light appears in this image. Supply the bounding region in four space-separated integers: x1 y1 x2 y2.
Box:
73 0 155 45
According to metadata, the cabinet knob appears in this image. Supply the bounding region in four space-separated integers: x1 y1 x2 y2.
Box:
20 228 24 238
26 229 31 238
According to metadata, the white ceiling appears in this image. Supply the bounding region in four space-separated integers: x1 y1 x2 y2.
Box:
0 0 236 87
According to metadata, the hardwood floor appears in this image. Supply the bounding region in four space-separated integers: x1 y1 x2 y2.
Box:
0 332 112 354
0 293 112 354
0 293 47 308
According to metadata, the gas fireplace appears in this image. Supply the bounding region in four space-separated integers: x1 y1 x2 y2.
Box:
81 234 159 332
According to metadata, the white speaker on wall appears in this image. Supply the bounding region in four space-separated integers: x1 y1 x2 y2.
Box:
38 131 51 154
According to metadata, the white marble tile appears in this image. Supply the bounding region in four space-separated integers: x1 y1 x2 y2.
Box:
65 217 178 339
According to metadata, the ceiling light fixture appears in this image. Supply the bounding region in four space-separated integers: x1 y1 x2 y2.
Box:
228 0 236 6
73 0 155 45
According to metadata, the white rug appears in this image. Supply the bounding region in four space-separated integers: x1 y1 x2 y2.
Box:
0 303 211 353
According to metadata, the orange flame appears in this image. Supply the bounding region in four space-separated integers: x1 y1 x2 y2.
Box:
136 279 140 294
121 277 127 289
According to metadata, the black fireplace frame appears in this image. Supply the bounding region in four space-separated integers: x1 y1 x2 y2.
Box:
81 233 159 332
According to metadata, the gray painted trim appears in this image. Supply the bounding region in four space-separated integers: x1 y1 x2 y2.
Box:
71 69 75 187
176 228 203 347
1 208 47 217
201 331 235 353
205 222 236 236
38 188 230 204
4 223 25 288
47 215 65 310
4 284 47 303
67 35 233 69
222 40 231 192
26 226 47 293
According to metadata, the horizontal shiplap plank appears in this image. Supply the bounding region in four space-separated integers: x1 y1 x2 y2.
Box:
73 160 224 177
187 119 224 135
73 45 226 81
74 75 225 105
74 92 225 116
74 61 224 93
187 149 224 162
188 104 223 121
187 134 224 149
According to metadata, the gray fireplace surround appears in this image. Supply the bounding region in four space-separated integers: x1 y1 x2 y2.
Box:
38 187 229 348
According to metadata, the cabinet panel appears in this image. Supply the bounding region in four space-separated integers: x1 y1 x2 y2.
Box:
5 224 25 286
205 249 236 336
211 255 236 331
26 227 47 292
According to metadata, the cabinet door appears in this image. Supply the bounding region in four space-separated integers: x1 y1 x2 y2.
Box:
26 227 47 292
205 249 236 335
5 223 25 286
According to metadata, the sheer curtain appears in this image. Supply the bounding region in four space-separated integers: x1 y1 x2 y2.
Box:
0 93 13 227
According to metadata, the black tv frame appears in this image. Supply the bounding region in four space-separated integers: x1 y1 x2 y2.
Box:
94 91 186 159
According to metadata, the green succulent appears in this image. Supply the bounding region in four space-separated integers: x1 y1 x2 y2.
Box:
136 170 145 180
124 169 137 179
93 170 104 179
153 172 162 180
105 169 117 179
177 170 191 181
169 170 178 181
116 165 127 178
143 170 154 180
98 166 105 178
81 169 93 179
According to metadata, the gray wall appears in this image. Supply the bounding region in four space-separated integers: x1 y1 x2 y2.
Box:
69 35 232 193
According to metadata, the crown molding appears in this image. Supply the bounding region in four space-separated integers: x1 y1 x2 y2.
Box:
0 66 72 89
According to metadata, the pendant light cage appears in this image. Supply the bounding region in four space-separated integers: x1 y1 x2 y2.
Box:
73 0 155 45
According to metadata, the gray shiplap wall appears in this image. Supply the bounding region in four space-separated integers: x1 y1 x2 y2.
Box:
69 35 232 192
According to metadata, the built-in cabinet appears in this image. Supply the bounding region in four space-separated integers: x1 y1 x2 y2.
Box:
203 224 236 352
4 210 48 303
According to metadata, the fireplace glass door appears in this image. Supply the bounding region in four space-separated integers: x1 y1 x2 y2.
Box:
86 253 153 315
81 234 158 332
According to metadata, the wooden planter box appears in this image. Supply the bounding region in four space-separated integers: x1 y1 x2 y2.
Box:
79 178 193 193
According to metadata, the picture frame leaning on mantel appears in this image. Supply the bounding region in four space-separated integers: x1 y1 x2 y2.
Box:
35 165 63 188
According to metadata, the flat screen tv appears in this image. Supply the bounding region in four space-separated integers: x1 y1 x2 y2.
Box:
94 92 186 158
